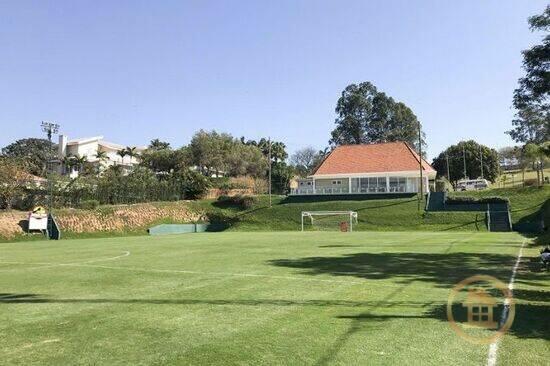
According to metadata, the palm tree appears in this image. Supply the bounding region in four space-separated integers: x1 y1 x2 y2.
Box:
61 155 74 174
95 150 108 174
95 149 107 163
117 149 127 166
75 155 88 173
125 146 139 168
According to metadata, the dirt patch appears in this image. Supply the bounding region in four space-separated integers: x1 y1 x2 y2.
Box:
0 202 205 239
0 211 27 239
55 202 205 233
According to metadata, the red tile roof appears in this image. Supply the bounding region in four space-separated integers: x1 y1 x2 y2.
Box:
312 142 435 176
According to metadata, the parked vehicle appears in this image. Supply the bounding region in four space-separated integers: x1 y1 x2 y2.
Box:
456 179 489 191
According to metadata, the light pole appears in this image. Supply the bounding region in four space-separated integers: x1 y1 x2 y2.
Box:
417 122 423 211
479 145 484 179
268 138 272 208
41 121 60 212
462 145 467 179
446 153 450 182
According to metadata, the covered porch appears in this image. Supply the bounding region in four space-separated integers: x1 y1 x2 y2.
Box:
290 173 433 196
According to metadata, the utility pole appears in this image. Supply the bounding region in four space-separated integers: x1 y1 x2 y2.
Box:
268 137 272 208
479 145 484 179
417 123 423 211
41 121 60 213
462 145 467 179
446 153 450 182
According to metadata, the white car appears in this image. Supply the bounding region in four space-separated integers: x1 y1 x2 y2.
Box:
456 179 489 191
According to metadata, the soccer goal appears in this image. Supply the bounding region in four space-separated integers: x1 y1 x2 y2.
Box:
301 211 358 232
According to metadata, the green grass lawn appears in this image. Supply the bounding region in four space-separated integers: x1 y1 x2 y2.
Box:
190 195 489 232
448 186 549 225
0 231 547 365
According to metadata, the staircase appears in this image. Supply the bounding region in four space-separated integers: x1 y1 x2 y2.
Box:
488 211 512 232
427 192 446 211
47 214 61 240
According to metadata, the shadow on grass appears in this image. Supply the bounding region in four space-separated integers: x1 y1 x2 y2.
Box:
0 294 440 308
425 302 550 341
438 220 483 231
269 251 528 287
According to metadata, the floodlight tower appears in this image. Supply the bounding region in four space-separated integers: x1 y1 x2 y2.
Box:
41 121 60 211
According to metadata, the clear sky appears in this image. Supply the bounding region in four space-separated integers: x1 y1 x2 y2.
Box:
0 0 547 160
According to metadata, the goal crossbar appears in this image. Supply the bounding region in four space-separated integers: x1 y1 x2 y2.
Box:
301 211 358 232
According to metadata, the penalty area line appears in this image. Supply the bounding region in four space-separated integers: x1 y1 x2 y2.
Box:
60 263 367 285
0 251 131 271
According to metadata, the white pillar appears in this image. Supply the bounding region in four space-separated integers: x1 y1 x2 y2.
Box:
386 176 390 193
348 178 352 193
312 179 316 194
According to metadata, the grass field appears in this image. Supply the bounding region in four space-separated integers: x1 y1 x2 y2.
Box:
1 231 548 365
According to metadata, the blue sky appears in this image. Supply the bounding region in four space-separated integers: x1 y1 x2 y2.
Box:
0 0 547 159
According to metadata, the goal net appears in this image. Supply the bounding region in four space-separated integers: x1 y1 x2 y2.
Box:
301 211 358 232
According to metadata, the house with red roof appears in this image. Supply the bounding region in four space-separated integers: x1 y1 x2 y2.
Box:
291 142 436 195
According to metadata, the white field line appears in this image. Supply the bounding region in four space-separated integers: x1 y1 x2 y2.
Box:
60 263 368 284
0 251 364 284
0 251 130 271
486 239 526 366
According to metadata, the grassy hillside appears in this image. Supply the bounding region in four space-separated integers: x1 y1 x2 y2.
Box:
2 186 547 242
496 168 550 188
190 195 487 232
448 186 549 225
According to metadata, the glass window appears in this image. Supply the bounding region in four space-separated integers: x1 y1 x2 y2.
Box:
360 178 369 192
351 178 360 193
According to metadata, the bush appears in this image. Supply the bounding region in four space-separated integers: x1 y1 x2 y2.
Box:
209 177 231 189
216 194 258 210
79 199 100 210
524 178 539 187
447 196 509 205
177 170 211 200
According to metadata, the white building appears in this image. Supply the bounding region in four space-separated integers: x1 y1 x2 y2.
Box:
57 135 146 177
291 142 436 195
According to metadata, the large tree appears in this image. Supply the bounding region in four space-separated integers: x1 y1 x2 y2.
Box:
523 142 548 185
140 147 188 174
226 143 267 178
1 138 56 176
431 141 500 185
329 82 426 151
509 6 550 143
290 147 324 177
148 138 171 151
0 157 27 209
242 137 288 163
190 130 268 177
189 130 234 176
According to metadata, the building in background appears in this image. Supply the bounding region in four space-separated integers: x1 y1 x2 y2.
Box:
291 142 436 195
57 135 145 177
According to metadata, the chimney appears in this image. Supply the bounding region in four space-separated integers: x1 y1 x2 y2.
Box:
58 134 68 158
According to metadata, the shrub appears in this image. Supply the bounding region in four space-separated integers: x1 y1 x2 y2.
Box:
177 170 211 200
79 199 100 210
447 196 509 205
210 177 231 189
216 194 258 210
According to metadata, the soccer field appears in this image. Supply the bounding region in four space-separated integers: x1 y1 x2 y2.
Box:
0 232 547 365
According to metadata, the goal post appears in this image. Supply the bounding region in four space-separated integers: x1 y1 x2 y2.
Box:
301 211 358 232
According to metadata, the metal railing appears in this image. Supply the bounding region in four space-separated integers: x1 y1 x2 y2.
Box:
290 186 413 195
